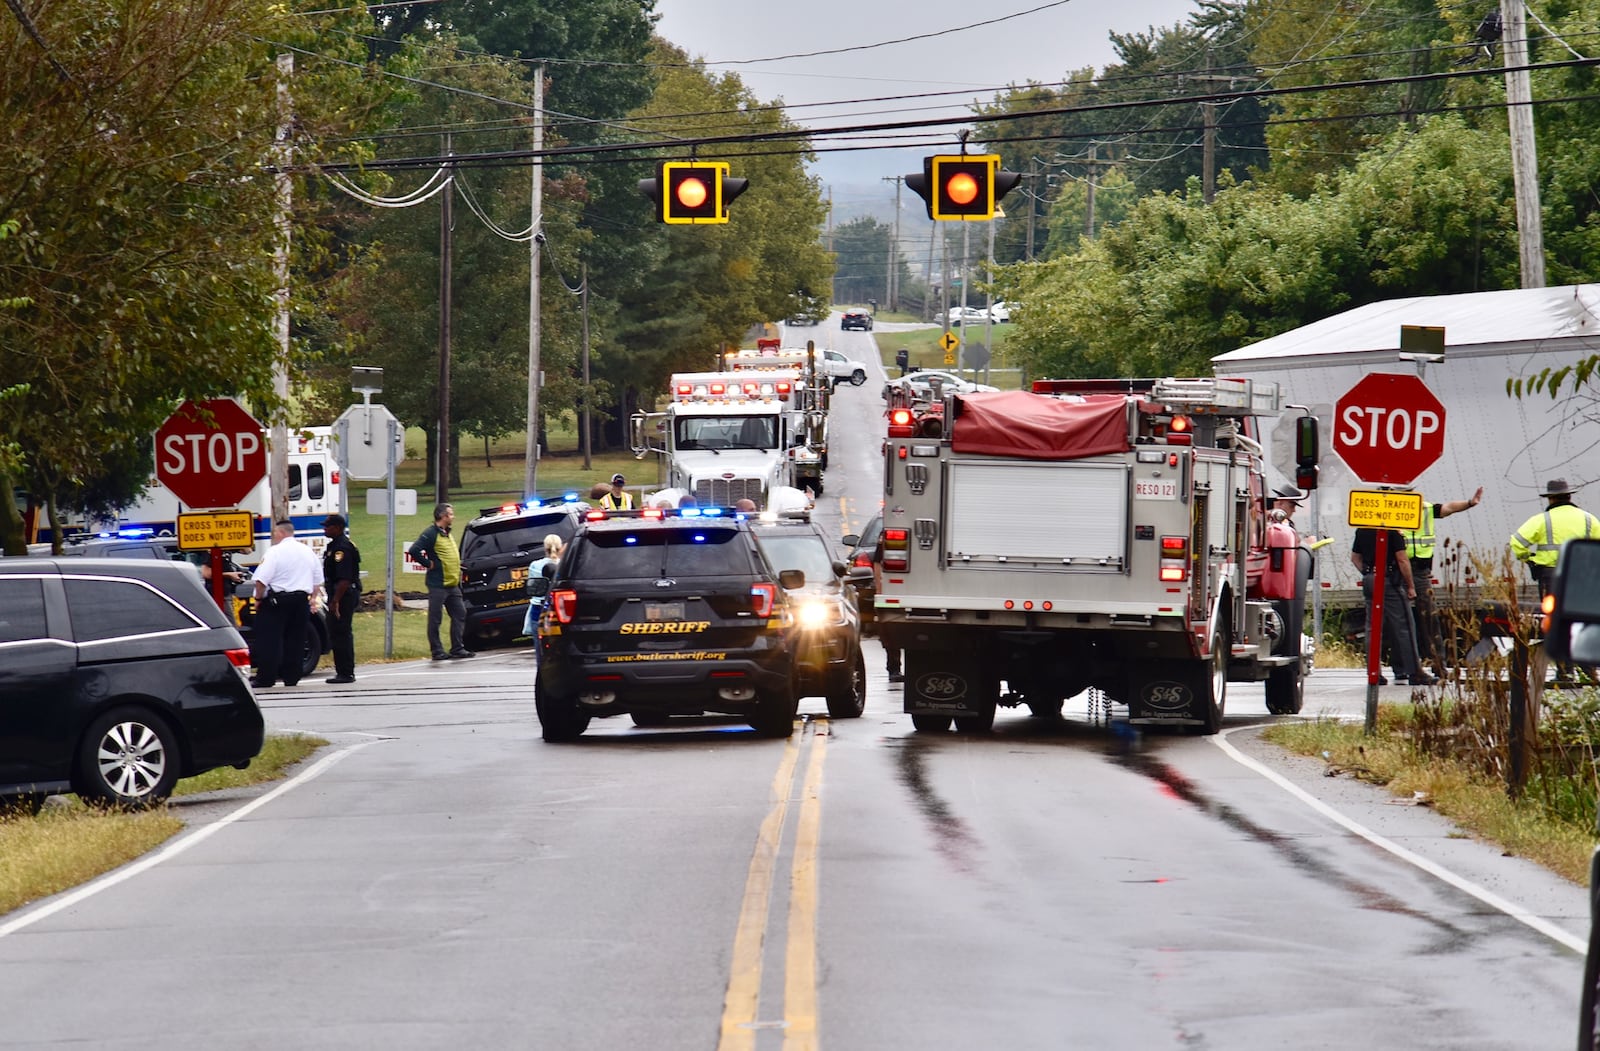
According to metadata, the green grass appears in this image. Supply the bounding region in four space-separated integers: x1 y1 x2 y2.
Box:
0 732 327 915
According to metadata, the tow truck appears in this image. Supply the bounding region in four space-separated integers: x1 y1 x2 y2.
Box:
876 376 1314 734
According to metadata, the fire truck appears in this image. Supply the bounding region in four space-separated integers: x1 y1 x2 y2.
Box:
630 366 825 506
875 377 1313 734
726 342 831 488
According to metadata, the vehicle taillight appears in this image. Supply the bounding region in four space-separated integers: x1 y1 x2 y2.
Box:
882 527 910 572
226 647 251 669
750 582 778 618
888 409 914 438
551 589 578 624
1159 535 1188 581
1167 415 1193 446
852 552 871 568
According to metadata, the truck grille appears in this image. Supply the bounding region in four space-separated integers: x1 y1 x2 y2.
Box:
694 477 763 506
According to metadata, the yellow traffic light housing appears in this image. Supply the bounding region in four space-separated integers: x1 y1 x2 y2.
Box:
905 154 1022 221
636 161 750 224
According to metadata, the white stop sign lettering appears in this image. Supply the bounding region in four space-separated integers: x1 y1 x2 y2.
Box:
1336 405 1442 451
159 431 263 473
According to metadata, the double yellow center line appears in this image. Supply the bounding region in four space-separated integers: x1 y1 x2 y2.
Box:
718 718 829 1051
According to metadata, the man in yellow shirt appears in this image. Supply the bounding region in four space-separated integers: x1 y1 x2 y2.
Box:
1510 478 1600 596
408 503 472 660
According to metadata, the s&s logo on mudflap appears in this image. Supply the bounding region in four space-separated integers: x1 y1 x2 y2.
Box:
1139 680 1193 714
909 671 973 714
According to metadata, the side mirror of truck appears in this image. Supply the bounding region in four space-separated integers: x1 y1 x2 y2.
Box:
1294 415 1320 490
1544 538 1600 664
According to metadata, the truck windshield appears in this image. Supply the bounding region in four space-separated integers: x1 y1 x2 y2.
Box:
676 415 777 451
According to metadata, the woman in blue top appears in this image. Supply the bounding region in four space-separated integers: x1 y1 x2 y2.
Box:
522 534 566 640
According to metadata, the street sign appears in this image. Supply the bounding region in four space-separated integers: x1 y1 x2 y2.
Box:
1346 489 1424 530
333 403 405 481
940 330 960 366
154 399 267 509
175 510 255 552
1332 373 1446 486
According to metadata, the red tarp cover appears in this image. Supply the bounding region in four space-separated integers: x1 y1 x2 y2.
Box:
949 390 1132 459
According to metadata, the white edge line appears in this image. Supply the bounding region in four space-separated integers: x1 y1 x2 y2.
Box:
0 739 378 940
1213 725 1587 954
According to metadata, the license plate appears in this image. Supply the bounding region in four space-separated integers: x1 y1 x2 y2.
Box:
1134 479 1179 500
644 601 685 621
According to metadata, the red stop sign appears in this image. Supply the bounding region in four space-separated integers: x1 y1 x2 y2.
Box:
1333 373 1446 486
154 399 267 508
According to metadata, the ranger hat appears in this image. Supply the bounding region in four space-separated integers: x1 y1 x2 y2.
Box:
1272 483 1306 502
1541 478 1578 498
321 513 346 528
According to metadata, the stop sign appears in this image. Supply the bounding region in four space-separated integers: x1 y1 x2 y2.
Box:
1332 373 1447 486
154 399 267 508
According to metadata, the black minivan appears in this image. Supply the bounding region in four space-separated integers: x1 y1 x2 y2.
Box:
0 557 265 812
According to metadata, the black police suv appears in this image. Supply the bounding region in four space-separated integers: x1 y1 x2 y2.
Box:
459 497 586 649
0 557 265 812
534 509 804 740
749 514 866 718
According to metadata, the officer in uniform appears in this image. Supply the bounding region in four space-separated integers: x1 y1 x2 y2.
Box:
321 514 361 684
1511 478 1600 596
600 473 634 511
1404 486 1482 672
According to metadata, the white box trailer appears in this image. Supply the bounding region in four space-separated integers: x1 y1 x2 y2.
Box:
1212 283 1600 609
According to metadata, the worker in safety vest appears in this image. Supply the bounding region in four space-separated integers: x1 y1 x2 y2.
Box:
1510 478 1600 596
599 473 634 511
1405 487 1482 672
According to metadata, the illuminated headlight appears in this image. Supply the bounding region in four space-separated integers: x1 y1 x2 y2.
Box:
796 597 843 629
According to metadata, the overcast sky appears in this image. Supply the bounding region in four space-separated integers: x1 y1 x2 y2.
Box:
652 0 1202 192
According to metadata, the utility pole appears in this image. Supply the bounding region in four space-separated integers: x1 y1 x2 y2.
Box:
924 219 938 322
580 261 591 471
1501 0 1546 287
1193 54 1235 205
270 53 292 523
1085 143 1098 240
881 175 903 311
1025 156 1038 262
524 65 545 494
437 131 453 505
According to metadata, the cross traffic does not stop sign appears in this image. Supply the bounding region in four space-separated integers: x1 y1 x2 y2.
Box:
1332 372 1447 487
154 398 268 508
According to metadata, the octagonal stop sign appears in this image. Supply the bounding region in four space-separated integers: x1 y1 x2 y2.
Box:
1332 373 1446 486
154 399 267 508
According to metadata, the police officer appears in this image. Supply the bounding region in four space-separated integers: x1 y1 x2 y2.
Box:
322 514 361 684
1511 478 1600 596
1405 487 1482 672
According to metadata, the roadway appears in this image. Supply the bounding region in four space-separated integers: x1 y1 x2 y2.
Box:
0 318 1587 1049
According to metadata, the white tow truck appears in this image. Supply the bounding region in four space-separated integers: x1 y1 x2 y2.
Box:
630 367 824 506
876 377 1312 734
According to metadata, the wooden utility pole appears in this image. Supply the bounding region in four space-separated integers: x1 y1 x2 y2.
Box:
1501 0 1546 287
580 261 591 471
524 65 545 494
1085 144 1098 239
437 130 453 504
270 53 293 522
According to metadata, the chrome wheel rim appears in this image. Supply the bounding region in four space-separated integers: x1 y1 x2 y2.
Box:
97 721 167 799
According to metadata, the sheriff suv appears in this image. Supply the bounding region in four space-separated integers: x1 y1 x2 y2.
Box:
459 497 587 649
534 509 804 741
748 513 866 718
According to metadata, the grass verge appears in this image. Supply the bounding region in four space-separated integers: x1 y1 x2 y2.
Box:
1262 714 1597 884
0 733 326 915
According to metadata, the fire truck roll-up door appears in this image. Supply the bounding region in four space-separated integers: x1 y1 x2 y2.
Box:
944 460 1129 570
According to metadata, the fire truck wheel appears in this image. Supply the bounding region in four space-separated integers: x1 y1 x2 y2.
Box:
825 651 867 718
911 714 952 732
1264 663 1304 715
1195 626 1228 735
536 688 590 742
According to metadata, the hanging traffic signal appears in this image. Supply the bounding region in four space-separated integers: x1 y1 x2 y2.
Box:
636 161 749 224
904 154 1022 221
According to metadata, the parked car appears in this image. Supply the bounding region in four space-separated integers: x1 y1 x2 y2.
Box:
988 301 1015 323
840 308 874 331
944 306 989 325
883 369 999 401
0 557 264 812
749 514 866 718
820 349 870 388
841 514 883 636
458 496 587 649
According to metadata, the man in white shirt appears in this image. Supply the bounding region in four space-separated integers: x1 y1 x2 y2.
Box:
251 520 324 688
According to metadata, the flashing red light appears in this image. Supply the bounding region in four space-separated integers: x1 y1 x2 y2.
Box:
676 383 692 395
551 589 578 624
743 382 759 395
889 409 914 427
674 175 710 210
330 469 341 485
945 171 980 206
709 382 726 396
585 509 607 521
642 507 664 519
499 502 519 514
750 582 778 618
1166 414 1193 446
776 381 792 395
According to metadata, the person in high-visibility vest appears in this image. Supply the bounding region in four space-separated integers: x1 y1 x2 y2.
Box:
1405 486 1482 673
1510 478 1600 596
599 473 634 511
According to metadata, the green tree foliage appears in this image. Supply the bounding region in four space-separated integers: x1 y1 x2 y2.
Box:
0 0 383 552
833 217 911 305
